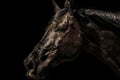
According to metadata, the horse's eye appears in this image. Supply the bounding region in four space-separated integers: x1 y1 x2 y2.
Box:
59 27 66 32
55 27 66 32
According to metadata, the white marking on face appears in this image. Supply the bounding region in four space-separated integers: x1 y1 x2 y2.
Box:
44 31 55 48
58 15 68 26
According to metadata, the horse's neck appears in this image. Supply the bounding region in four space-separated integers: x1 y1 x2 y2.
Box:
81 15 120 78
99 30 120 77
84 41 120 78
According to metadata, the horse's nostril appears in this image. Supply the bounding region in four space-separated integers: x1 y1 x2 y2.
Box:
26 61 34 70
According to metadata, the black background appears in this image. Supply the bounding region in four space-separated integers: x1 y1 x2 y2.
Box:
7 0 120 80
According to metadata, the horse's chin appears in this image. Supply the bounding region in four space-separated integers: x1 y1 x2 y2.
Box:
26 69 36 79
26 69 47 80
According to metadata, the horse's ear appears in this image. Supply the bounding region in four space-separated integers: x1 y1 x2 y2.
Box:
64 0 71 9
52 0 61 12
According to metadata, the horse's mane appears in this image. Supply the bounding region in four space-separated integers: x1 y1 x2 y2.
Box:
78 9 120 38
78 9 120 29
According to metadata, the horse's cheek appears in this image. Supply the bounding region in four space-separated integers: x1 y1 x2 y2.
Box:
60 32 80 57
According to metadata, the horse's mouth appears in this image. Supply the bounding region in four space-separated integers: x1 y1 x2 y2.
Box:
26 69 36 79
26 69 47 80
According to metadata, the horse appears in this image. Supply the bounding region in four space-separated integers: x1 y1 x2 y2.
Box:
24 0 120 80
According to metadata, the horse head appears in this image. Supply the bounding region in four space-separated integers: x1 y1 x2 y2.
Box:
24 0 82 79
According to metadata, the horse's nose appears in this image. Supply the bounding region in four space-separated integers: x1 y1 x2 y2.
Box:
24 59 34 70
27 61 34 70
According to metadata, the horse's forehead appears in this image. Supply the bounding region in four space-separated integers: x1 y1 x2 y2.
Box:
47 11 73 31
54 9 68 18
58 12 72 25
